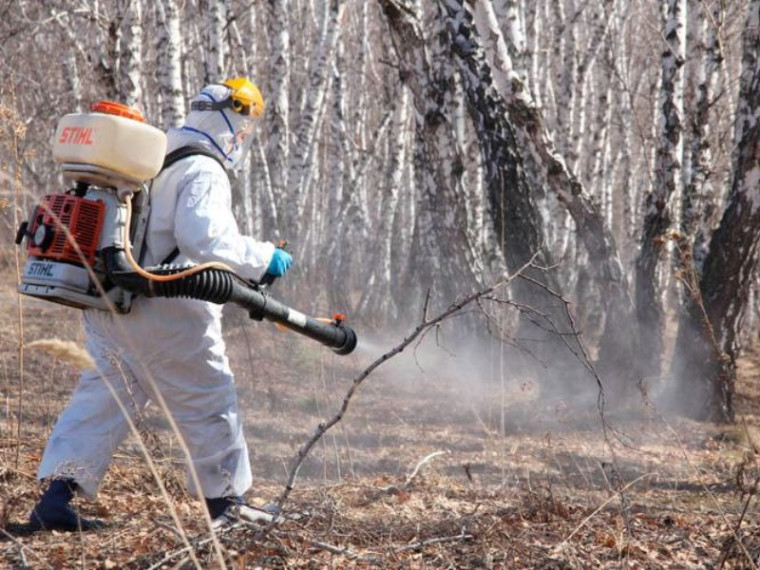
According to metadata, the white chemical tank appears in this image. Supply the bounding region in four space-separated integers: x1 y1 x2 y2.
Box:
52 101 167 188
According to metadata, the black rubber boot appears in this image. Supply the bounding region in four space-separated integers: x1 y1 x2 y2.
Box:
205 495 243 519
206 495 280 529
29 479 106 532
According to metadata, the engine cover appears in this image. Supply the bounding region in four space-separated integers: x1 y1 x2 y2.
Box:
26 194 105 266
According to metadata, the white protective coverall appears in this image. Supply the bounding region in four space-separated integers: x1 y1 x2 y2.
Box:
37 84 275 500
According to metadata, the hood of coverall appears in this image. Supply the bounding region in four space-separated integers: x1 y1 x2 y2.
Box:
167 84 256 171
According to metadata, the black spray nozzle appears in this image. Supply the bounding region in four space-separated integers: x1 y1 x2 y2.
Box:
331 324 357 355
227 280 357 355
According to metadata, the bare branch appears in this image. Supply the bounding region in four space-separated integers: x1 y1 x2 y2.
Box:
258 252 541 537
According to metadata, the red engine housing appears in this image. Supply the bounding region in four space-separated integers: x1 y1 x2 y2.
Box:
27 194 105 266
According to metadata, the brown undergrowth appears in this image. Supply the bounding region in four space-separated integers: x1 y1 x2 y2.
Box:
1 269 759 568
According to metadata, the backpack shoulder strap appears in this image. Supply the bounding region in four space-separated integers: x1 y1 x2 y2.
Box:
155 145 226 265
161 144 225 171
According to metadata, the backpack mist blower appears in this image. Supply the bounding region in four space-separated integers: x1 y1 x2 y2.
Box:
15 101 357 356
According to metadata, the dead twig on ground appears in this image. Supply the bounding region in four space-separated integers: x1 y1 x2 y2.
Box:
0 527 52 569
393 530 474 553
260 254 540 538
639 393 758 569
309 540 383 563
404 450 449 489
718 468 759 569
556 472 657 551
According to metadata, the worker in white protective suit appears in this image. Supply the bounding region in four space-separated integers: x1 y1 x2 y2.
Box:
29 78 292 531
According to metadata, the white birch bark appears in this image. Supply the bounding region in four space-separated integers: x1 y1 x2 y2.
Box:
569 1 613 175
470 0 518 100
492 0 525 76
91 0 119 100
287 0 343 236
524 0 541 106
635 0 686 379
357 88 411 320
683 0 723 272
118 0 142 106
553 0 575 159
50 10 84 112
266 0 291 231
205 0 226 82
154 0 184 128
254 143 279 240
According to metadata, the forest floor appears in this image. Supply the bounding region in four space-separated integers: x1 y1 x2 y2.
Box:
1 269 759 569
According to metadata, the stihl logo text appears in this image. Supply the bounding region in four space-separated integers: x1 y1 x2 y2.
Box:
59 127 94 145
27 262 55 277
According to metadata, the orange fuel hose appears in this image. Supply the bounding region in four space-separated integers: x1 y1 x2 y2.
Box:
123 193 236 282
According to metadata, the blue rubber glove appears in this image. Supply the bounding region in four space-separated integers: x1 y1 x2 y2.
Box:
265 248 293 277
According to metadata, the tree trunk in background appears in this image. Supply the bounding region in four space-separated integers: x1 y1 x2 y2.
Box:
118 0 142 106
51 10 84 112
379 0 483 315
204 0 226 83
326 48 349 308
446 0 636 393
635 0 686 381
683 0 724 272
91 1 120 100
435 0 608 398
357 88 410 322
286 0 342 240
493 0 526 77
154 0 184 128
265 0 290 239
671 0 760 422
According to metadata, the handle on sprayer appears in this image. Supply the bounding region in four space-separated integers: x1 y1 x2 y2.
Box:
259 239 289 287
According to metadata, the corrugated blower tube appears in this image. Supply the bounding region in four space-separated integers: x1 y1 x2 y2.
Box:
105 249 357 355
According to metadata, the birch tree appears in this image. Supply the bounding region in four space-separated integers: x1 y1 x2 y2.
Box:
286 0 342 239
154 0 184 128
634 0 686 380
681 0 724 271
671 0 760 421
264 0 290 237
117 0 142 106
429 0 632 397
204 0 226 83
357 88 410 321
378 1 484 314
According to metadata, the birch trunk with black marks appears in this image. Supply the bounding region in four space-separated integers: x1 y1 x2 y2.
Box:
118 0 142 107
681 0 724 272
264 0 290 238
154 0 184 129
286 0 342 240
204 0 226 83
434 0 615 398
378 1 483 315
445 0 636 391
492 0 526 77
671 1 760 422
634 0 685 381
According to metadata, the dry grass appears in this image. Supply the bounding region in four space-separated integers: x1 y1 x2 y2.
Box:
1 266 759 568
24 340 95 371
0 111 758 565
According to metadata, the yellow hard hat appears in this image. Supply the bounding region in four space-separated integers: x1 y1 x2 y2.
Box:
223 77 265 118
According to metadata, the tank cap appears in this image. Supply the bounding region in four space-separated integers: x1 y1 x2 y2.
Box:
90 100 146 123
